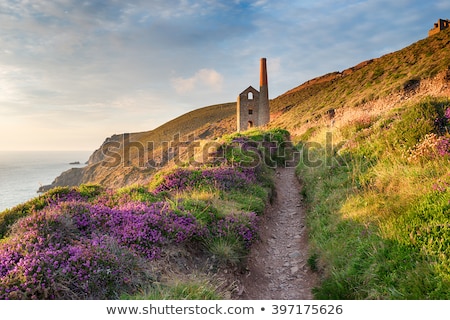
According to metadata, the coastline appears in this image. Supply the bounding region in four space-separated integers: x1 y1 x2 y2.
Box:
0 151 91 212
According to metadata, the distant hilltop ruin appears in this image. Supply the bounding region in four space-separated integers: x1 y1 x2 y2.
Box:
429 18 450 37
237 58 270 132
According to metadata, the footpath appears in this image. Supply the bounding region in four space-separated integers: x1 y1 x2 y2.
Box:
239 166 317 299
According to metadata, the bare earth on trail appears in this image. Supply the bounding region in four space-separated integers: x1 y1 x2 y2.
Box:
239 166 318 299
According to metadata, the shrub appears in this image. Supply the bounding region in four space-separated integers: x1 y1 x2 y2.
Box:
0 207 152 299
178 198 222 226
152 167 257 193
406 133 450 163
204 236 246 266
0 187 76 239
77 184 104 199
207 212 259 248
219 127 290 167
124 280 222 300
0 198 204 299
388 98 449 150
116 185 162 204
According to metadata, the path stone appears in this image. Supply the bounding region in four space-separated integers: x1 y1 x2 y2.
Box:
239 167 318 300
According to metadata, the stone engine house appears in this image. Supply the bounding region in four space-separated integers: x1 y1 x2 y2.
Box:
237 58 270 132
429 18 450 37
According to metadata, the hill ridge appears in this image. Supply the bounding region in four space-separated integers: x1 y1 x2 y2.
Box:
42 28 450 190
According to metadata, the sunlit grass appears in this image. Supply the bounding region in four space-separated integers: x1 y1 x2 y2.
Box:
298 97 450 299
203 236 246 266
122 279 223 300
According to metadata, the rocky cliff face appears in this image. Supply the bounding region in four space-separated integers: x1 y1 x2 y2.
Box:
38 167 84 192
86 134 124 165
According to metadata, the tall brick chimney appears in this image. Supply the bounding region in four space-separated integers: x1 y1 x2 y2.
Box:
258 58 270 126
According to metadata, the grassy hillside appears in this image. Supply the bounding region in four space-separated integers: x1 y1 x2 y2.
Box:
269 28 450 138
270 29 450 299
297 97 450 299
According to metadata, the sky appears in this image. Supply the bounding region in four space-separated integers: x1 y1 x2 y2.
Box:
0 0 449 151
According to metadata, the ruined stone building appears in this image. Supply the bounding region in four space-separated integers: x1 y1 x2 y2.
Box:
429 19 450 37
237 58 270 132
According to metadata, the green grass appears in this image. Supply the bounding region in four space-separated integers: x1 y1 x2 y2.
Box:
298 97 450 299
0 186 71 239
178 197 223 226
222 185 268 215
122 280 223 300
116 184 165 203
204 236 246 266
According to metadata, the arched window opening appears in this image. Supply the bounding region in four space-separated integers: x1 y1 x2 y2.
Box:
248 121 254 128
248 92 253 100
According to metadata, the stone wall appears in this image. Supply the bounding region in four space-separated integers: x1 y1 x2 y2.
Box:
429 19 450 37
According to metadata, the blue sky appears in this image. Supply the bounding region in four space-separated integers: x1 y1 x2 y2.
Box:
0 0 449 150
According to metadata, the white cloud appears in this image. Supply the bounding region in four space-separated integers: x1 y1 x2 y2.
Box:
171 69 224 94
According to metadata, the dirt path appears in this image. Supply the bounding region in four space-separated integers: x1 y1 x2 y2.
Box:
239 166 318 299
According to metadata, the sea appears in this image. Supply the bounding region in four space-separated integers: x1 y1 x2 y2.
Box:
0 151 92 212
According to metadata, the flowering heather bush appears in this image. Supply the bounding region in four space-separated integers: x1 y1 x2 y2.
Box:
432 172 450 193
0 197 260 299
64 201 203 258
0 187 87 240
46 189 87 205
445 107 450 120
153 167 257 193
0 208 150 299
111 202 202 252
0 199 203 299
406 133 450 162
436 137 450 156
208 212 259 248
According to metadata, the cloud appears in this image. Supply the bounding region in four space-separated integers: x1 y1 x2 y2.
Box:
0 0 446 150
171 69 224 94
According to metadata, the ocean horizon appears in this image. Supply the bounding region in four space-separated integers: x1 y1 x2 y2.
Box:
0 150 92 212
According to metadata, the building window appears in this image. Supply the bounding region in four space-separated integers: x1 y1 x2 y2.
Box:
248 121 253 128
248 109 253 115
248 92 253 100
